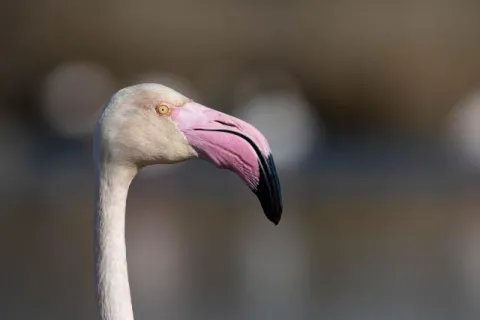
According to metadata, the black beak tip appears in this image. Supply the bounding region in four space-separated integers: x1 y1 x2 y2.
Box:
256 198 282 225
253 154 283 226
253 185 282 225
266 209 282 225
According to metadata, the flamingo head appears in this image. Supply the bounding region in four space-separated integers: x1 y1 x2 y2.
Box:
96 83 283 225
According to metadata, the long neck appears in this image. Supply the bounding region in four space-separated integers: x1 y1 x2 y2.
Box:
94 159 138 320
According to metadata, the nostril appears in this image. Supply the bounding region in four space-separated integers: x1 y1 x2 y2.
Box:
214 120 237 128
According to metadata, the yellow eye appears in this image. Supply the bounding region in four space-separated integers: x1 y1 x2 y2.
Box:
156 104 170 115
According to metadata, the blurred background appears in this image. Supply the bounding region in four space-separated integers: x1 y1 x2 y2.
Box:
2 1 480 319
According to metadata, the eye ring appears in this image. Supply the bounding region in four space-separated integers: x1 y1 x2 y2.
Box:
155 104 170 116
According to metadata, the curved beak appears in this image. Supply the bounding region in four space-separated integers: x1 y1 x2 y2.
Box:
171 101 283 225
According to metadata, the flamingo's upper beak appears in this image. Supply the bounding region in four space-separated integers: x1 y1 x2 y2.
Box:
171 101 283 225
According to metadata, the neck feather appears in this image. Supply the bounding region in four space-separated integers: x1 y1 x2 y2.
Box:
94 159 138 320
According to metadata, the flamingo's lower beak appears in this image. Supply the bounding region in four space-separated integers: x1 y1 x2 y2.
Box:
171 102 283 225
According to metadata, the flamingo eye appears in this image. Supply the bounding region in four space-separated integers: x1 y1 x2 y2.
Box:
155 104 170 116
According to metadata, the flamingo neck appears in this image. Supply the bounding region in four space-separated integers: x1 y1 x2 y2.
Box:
94 160 138 320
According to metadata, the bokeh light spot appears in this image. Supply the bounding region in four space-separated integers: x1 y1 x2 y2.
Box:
42 61 117 138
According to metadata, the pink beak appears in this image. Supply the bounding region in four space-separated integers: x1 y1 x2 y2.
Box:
171 101 283 225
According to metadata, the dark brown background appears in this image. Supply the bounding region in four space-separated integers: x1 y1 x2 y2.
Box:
1 1 480 319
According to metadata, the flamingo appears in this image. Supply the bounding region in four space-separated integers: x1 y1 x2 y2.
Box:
93 83 283 320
